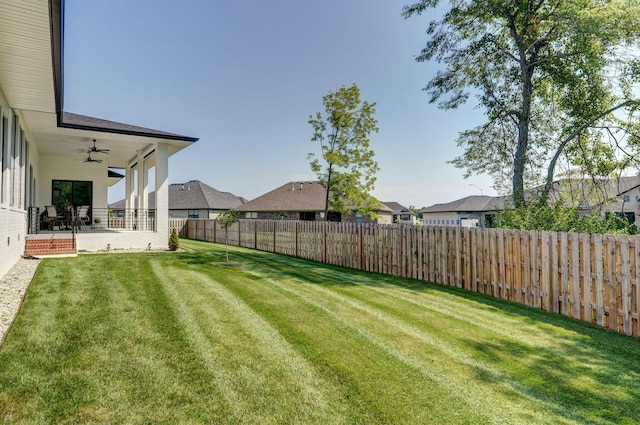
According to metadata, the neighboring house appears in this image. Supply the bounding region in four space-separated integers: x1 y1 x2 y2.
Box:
422 196 509 228
422 176 640 229
545 176 640 222
382 202 417 224
0 0 197 279
109 180 246 219
235 181 393 224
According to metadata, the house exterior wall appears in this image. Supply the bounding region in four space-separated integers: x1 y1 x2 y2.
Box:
423 212 460 226
169 209 212 219
37 156 108 212
616 187 640 220
392 214 417 225
76 231 168 252
423 211 490 227
0 90 30 279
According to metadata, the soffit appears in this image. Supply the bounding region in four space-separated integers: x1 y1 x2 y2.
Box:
21 109 191 168
0 0 56 113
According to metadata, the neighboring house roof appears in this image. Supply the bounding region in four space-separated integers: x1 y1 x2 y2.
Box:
236 181 327 212
382 202 416 216
236 181 392 213
422 195 509 214
109 180 246 210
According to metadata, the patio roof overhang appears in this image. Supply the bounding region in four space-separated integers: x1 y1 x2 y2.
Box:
0 0 198 169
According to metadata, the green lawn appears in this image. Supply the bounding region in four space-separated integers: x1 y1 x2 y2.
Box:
1 239 640 424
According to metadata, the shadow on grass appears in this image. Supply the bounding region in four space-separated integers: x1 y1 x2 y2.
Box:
462 332 640 424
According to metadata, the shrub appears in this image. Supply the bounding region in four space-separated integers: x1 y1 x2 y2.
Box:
168 228 180 251
494 203 637 235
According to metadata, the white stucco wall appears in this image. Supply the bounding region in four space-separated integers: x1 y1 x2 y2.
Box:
37 156 108 212
76 231 168 252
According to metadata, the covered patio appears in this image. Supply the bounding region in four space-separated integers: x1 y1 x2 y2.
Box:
0 0 198 258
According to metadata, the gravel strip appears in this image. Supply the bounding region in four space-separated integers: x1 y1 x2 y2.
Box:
0 257 41 346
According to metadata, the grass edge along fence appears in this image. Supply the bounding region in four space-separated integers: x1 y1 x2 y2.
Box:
183 218 640 337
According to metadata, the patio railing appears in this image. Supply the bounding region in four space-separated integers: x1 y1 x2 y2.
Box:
28 207 156 233
95 208 156 231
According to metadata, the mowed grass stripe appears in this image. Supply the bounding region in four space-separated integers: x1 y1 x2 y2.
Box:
235 265 565 425
1 255 231 423
203 264 500 424
150 259 351 424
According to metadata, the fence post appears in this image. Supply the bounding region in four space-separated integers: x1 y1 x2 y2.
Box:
358 224 363 270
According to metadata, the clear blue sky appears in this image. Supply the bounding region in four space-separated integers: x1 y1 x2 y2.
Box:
63 0 497 207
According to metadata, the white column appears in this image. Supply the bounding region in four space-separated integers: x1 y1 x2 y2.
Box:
155 143 169 239
125 165 135 229
136 151 145 210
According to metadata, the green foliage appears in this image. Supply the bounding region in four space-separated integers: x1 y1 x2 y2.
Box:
309 83 382 219
494 203 637 234
168 228 180 251
218 209 239 230
403 0 640 206
217 209 239 263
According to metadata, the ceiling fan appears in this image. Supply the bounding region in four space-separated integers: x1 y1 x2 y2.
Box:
88 139 110 154
84 152 103 163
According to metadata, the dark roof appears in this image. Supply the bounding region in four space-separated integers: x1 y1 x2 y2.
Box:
109 180 246 210
382 201 416 216
236 181 392 213
422 196 508 214
236 181 328 212
108 169 124 179
60 112 199 142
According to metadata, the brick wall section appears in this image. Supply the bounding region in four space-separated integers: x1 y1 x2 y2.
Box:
24 237 76 256
0 208 27 279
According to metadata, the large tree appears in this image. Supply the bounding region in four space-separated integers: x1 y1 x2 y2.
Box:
403 0 640 206
309 84 381 220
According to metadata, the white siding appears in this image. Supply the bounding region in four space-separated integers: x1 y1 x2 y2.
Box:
0 89 29 279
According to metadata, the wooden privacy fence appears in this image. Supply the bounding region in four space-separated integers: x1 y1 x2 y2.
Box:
169 218 189 238
184 218 640 337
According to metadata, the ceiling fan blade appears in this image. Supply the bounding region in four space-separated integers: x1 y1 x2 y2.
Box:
89 139 110 154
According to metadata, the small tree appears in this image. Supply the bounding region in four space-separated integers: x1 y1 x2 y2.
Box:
309 83 382 220
168 228 180 251
218 209 239 264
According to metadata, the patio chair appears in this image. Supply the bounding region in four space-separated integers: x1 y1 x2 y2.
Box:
44 205 64 230
76 205 90 230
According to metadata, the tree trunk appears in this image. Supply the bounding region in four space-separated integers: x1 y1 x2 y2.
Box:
512 80 532 207
324 164 333 220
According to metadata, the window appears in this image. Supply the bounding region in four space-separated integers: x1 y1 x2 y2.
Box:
624 195 630 202
52 180 92 211
188 209 199 218
245 212 257 219
10 117 19 206
300 211 315 221
355 212 364 224
1 115 6 204
327 211 341 222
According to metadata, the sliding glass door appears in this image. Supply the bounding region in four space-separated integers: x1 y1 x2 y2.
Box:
51 180 92 210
